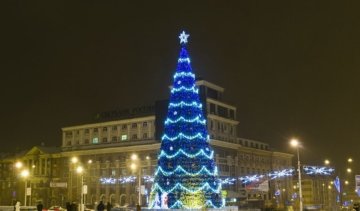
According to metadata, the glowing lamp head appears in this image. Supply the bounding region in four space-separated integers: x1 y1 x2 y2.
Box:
348 158 353 163
15 161 23 169
20 169 29 178
131 154 138 161
130 163 137 171
347 168 352 173
76 166 83 174
88 159 93 164
290 139 299 147
324 159 330 165
71 157 78 164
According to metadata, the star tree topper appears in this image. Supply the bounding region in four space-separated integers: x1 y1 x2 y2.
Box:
179 31 190 44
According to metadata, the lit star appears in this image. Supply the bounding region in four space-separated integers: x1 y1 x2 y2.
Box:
179 31 190 44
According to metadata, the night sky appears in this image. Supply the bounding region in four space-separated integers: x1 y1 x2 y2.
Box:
1 1 359 169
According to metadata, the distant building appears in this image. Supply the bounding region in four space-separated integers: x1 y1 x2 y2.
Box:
0 80 294 208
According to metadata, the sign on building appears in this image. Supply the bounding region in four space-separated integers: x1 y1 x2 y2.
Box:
355 175 360 196
246 179 269 192
50 182 68 188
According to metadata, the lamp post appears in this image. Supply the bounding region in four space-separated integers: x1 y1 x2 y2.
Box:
69 157 78 202
290 139 303 211
76 166 84 211
20 169 30 206
131 153 141 206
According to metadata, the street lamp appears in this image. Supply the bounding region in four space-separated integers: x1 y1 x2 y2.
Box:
290 138 303 211
15 161 23 169
131 153 141 206
324 159 330 165
76 166 84 211
20 169 30 206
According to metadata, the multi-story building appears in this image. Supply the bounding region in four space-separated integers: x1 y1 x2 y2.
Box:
0 80 294 208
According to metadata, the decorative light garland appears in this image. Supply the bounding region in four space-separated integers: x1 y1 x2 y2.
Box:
155 165 217 177
170 86 198 94
164 116 205 125
168 101 202 108
173 72 195 79
178 58 191 63
303 165 335 175
161 132 207 141
158 149 214 159
268 168 295 179
152 182 221 194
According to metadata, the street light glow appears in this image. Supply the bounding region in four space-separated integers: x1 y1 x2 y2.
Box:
131 153 138 160
290 139 299 147
20 169 29 178
324 159 330 165
347 168 352 173
348 158 353 163
88 159 93 164
71 157 78 164
15 161 23 169
130 163 137 170
76 166 84 174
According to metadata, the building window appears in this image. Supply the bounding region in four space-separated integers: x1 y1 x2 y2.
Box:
84 139 89 144
143 122 148 127
210 120 213 130
92 137 99 144
143 133 148 139
111 170 116 176
66 141 71 146
132 134 138 140
121 135 127 141
131 123 137 128
112 126 117 131
229 109 235 119
210 103 216 114
85 129 89 134
93 128 98 133
103 127 107 132
102 138 107 143
122 125 127 130
112 136 117 142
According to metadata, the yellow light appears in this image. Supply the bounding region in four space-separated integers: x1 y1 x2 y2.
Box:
146 156 150 160
15 161 23 169
76 166 83 174
348 158 353 163
290 139 299 147
345 181 349 185
130 163 137 170
20 169 29 178
131 154 138 161
32 165 36 168
71 157 78 164
88 160 92 164
347 168 352 173
324 159 330 165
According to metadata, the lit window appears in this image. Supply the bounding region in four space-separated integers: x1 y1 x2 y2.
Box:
121 135 127 141
92 137 99 144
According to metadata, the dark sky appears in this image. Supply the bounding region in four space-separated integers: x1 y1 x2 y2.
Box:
1 1 359 169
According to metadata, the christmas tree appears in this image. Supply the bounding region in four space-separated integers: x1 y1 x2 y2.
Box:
149 31 223 209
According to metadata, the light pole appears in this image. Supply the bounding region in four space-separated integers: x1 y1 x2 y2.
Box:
76 166 84 211
20 169 30 206
131 153 141 206
290 138 303 211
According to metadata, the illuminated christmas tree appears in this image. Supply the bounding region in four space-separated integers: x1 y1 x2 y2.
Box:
149 31 223 209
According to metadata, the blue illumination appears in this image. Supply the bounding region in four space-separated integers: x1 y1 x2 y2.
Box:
149 31 223 209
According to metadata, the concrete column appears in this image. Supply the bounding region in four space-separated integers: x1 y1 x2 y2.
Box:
115 160 120 204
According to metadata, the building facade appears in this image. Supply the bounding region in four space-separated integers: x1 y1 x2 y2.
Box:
0 80 294 208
